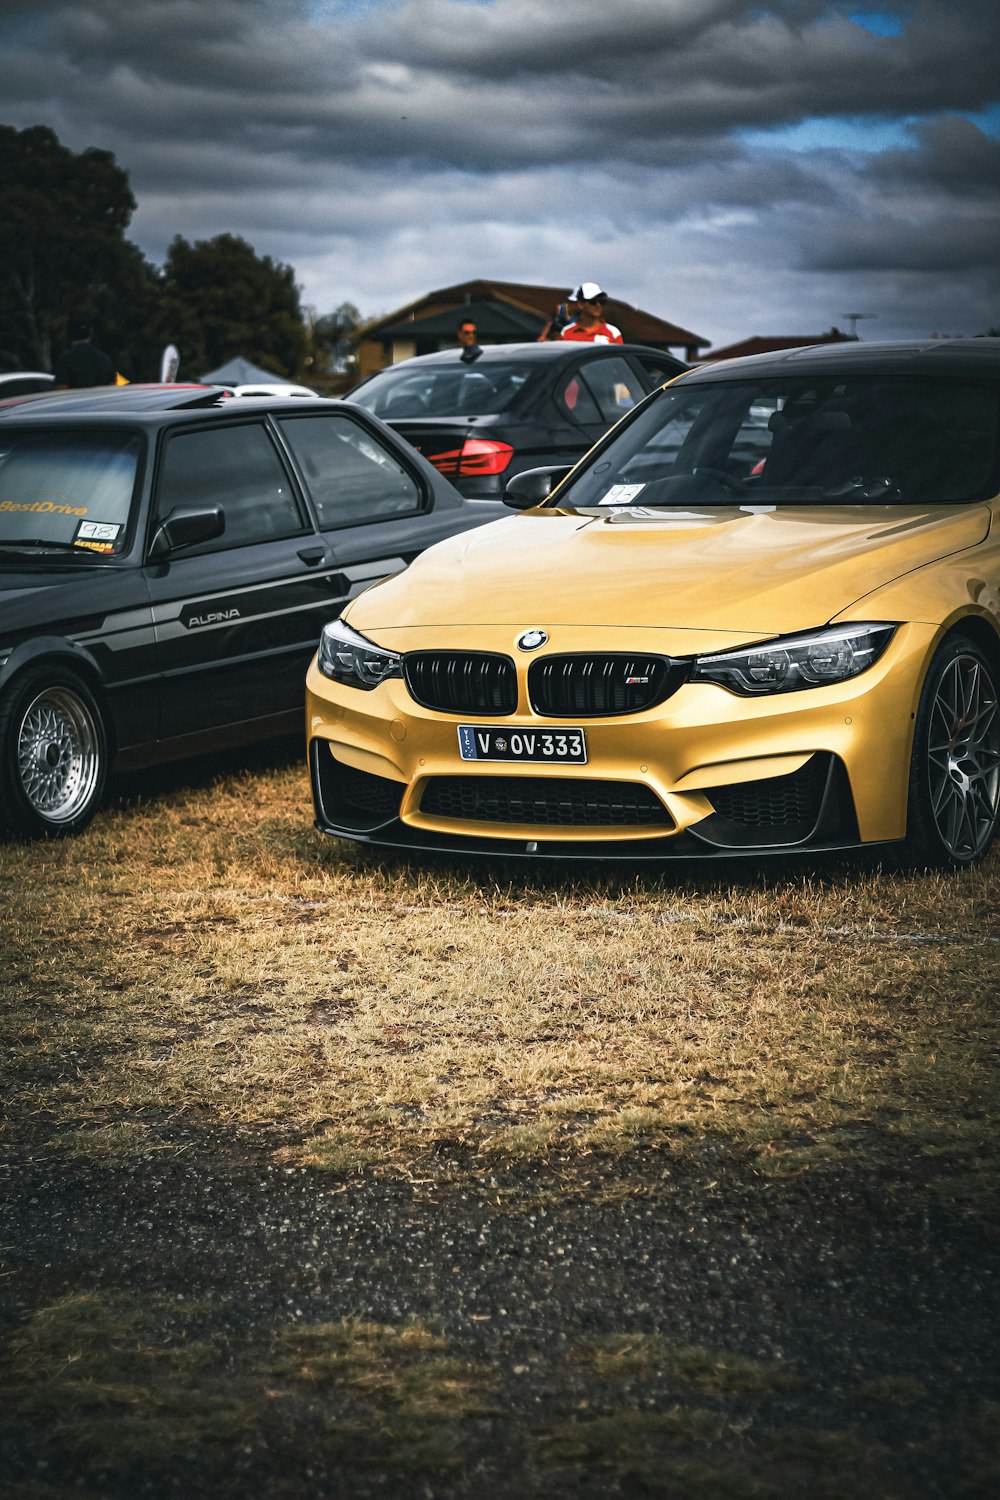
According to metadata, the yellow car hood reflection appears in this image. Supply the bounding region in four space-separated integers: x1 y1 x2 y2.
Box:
350 503 991 636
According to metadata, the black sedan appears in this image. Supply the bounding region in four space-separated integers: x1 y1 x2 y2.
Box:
348 341 686 499
0 384 504 836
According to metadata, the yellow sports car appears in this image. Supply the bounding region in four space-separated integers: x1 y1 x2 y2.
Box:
306 339 1000 866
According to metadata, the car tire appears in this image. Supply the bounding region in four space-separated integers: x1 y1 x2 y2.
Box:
903 635 1000 867
0 666 109 838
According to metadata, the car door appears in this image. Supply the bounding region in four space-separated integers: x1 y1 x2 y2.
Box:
145 417 342 742
273 409 450 602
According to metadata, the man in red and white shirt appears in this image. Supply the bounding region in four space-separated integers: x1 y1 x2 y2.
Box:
559 283 623 344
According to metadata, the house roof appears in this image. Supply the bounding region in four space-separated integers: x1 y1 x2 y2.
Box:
375 298 540 340
701 331 856 362
361 278 709 350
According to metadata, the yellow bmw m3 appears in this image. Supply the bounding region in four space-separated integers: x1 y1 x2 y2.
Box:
306 340 1000 866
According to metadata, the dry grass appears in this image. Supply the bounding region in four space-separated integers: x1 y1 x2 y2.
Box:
570 1335 799 1395
0 1291 495 1480
14 1287 988 1498
5 745 1000 1493
2 744 999 1194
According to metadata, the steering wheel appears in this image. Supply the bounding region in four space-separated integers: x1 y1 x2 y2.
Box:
822 474 899 501
692 465 742 495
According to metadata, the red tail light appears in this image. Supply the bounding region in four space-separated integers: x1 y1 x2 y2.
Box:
426 438 515 478
427 448 462 476
458 439 515 476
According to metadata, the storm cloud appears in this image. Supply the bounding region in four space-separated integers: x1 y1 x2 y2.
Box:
1 0 998 345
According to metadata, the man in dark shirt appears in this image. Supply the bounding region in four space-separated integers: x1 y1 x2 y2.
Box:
53 315 115 388
456 318 483 363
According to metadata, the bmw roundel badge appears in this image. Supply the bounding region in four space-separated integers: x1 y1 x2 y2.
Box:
517 629 548 652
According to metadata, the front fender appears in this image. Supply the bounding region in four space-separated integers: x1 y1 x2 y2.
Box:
0 634 106 699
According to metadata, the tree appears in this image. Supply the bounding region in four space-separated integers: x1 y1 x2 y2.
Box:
314 302 362 360
156 234 308 380
0 125 158 374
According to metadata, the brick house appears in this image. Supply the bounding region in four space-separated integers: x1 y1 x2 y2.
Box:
352 278 709 382
699 329 857 362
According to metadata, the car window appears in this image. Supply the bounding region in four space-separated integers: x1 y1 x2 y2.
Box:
155 422 305 550
577 356 646 423
633 354 681 388
562 375 1000 508
0 428 140 554
278 414 422 529
351 362 534 418
556 371 602 424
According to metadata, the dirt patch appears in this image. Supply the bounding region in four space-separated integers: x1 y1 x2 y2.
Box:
2 752 999 1495
2 1132 999 1498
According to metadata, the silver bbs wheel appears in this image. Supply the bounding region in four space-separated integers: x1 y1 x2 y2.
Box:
923 648 1000 862
16 684 103 827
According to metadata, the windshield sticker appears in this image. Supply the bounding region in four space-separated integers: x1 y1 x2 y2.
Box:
74 538 116 554
598 483 646 506
75 520 121 543
0 497 89 517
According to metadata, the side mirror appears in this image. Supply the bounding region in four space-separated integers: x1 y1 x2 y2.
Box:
503 466 573 509
148 504 225 558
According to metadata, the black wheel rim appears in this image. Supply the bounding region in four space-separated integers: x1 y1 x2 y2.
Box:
926 653 1000 860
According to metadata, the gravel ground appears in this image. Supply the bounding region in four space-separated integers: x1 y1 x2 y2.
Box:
2 1128 998 1499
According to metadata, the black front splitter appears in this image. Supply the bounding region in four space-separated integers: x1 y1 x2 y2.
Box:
313 815 887 864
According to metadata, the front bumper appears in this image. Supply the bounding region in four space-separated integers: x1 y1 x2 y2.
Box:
305 622 937 860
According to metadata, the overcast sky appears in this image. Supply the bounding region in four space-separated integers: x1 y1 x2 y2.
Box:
2 0 999 348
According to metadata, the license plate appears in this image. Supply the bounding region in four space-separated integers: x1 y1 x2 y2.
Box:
458 725 587 763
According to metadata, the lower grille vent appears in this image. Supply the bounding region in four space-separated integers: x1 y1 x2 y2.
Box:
313 746 403 832
704 756 828 829
419 776 672 828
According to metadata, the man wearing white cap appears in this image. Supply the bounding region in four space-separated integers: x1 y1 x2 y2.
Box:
560 283 623 344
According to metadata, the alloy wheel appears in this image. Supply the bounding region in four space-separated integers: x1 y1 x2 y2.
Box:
17 685 103 826
925 651 1000 861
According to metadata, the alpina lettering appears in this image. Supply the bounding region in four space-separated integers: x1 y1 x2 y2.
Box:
189 608 240 627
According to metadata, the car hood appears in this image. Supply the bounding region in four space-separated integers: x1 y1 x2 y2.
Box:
348 502 991 641
0 563 127 637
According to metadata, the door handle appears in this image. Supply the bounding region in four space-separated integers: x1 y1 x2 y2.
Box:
298 545 327 565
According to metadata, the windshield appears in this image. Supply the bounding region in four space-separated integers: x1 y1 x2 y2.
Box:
351 361 536 419
560 374 1000 509
0 428 141 554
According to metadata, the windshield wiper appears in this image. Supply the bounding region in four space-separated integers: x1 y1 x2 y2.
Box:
0 538 95 553
0 540 117 564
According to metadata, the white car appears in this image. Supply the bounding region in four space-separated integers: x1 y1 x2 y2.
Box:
0 372 55 398
229 382 319 399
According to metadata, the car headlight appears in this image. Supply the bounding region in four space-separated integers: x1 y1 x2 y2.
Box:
691 624 895 696
317 618 402 691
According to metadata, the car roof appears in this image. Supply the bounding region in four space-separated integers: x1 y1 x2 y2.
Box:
683 337 1000 384
0 384 339 425
361 341 685 371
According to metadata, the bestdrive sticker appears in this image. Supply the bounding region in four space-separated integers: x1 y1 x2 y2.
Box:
0 497 89 516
